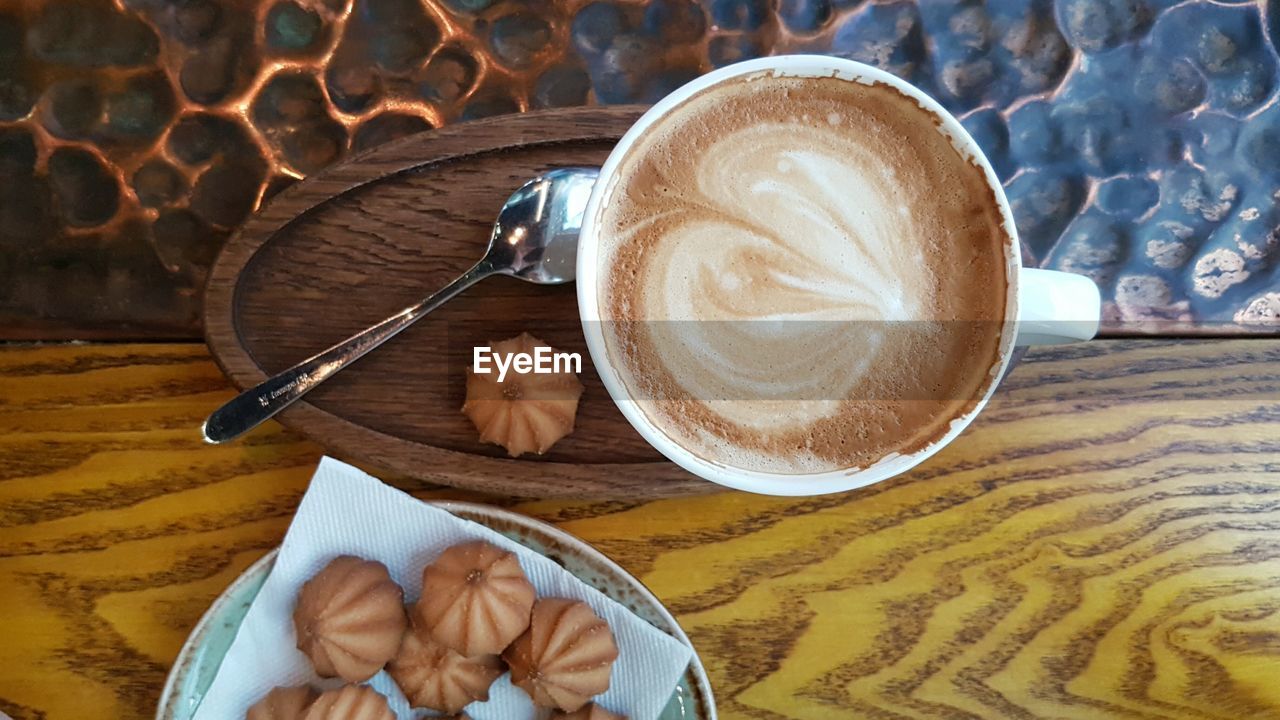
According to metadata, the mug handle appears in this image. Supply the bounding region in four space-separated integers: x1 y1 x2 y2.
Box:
1015 268 1102 345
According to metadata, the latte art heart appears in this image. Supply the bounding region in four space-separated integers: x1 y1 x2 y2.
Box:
598 75 1011 474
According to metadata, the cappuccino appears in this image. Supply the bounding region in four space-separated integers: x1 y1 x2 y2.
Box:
595 73 1012 474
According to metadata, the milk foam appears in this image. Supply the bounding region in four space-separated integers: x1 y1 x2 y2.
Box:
622 125 927 431
598 75 1011 474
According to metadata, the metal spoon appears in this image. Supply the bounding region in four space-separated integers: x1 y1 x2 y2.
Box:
202 167 600 444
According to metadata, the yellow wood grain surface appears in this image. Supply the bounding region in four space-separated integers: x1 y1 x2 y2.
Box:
2 341 1279 719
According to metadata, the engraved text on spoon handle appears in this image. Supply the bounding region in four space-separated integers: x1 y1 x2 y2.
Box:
202 262 494 444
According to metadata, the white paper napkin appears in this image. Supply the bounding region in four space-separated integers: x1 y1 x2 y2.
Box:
193 457 694 720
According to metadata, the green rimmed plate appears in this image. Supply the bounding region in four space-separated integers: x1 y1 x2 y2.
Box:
157 500 715 720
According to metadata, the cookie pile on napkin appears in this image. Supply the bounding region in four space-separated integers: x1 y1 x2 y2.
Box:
193 457 693 720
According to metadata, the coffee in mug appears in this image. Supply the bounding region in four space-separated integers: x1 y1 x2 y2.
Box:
578 56 1100 495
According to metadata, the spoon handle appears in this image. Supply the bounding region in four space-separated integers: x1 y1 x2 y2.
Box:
202 262 494 444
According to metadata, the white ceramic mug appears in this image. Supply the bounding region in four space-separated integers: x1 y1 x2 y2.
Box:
576 55 1101 496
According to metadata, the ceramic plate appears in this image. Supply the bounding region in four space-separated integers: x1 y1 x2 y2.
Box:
156 500 715 720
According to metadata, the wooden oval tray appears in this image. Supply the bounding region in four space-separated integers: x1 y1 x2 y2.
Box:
203 106 720 498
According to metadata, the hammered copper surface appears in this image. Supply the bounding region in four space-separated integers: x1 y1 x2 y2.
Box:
1 0 1279 337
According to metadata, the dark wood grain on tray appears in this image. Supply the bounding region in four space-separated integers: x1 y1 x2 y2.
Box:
202 107 710 497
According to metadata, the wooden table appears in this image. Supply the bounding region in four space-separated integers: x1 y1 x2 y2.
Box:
2 338 1279 719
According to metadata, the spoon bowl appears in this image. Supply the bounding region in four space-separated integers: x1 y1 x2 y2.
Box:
486 168 598 285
